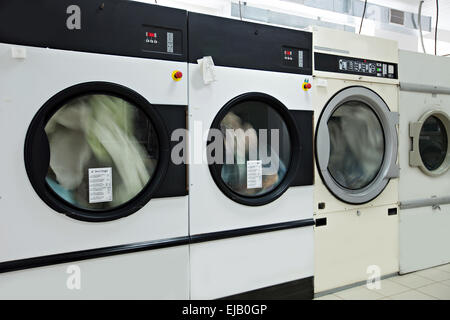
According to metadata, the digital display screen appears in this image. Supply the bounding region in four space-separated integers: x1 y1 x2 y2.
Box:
338 58 395 78
315 53 397 79
339 59 376 74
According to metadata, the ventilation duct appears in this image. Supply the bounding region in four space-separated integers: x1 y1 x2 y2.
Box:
390 8 405 26
281 0 432 32
231 3 355 32
231 1 432 34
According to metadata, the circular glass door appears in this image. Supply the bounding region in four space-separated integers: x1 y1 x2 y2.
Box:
328 101 385 190
25 82 169 221
420 116 448 170
208 93 301 206
316 86 398 204
410 110 450 176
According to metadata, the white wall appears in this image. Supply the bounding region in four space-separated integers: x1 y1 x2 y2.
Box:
373 28 419 52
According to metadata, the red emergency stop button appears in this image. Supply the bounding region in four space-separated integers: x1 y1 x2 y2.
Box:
303 81 312 91
172 70 183 81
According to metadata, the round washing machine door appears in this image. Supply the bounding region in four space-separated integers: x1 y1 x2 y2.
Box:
316 86 399 204
25 82 170 222
409 110 450 176
207 92 303 206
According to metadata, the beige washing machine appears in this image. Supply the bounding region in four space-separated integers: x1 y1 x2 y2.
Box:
312 27 400 294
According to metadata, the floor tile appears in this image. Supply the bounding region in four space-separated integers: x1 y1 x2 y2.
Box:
390 273 435 289
415 268 450 282
368 279 410 296
325 266 450 300
417 283 450 300
334 285 385 300
441 280 450 287
314 294 342 300
390 290 437 300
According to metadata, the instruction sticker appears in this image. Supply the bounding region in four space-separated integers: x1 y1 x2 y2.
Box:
88 167 113 204
247 160 262 189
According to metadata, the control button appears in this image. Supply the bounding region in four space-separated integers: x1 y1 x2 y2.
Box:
172 70 183 81
302 80 312 91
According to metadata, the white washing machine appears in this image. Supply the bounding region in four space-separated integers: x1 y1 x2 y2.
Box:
398 50 450 274
312 27 400 294
188 13 315 299
0 0 189 299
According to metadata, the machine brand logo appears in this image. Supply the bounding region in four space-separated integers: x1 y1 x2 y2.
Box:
66 264 81 290
66 5 81 30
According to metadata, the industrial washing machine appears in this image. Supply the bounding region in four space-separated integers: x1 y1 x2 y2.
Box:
0 0 189 299
188 13 315 299
398 50 450 274
312 27 400 294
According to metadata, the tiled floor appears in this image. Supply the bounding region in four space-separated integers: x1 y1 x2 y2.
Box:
315 264 450 300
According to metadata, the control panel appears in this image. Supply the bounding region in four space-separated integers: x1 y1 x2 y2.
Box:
315 52 398 79
0 0 188 61
282 47 307 69
142 26 183 55
189 12 313 75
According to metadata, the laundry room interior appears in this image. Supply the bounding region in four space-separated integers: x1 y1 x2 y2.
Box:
0 0 449 303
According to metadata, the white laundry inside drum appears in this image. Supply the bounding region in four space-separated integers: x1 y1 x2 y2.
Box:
218 101 290 197
44 94 159 211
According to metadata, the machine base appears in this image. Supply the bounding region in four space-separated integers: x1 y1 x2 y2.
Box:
400 205 450 274
314 205 399 293
222 277 314 300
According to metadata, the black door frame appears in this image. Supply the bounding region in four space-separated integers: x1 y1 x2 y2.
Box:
24 81 171 222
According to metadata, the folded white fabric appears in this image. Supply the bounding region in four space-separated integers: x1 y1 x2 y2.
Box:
197 56 217 85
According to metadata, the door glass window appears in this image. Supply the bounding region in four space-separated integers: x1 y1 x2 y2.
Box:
44 94 159 210
218 100 291 197
327 101 384 190
419 116 448 171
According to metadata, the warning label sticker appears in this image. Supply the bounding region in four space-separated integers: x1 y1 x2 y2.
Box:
247 160 262 189
88 167 113 203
